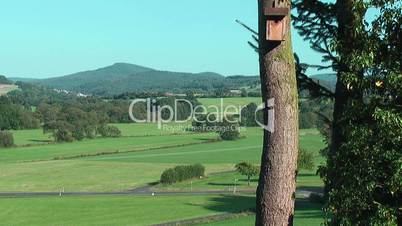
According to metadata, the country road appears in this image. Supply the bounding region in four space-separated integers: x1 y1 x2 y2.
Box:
0 188 320 198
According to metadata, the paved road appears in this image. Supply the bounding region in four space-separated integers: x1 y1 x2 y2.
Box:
0 188 320 198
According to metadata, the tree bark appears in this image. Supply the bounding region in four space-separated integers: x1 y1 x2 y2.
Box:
255 0 299 226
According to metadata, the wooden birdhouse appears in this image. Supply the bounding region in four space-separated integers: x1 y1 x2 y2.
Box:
264 1 289 41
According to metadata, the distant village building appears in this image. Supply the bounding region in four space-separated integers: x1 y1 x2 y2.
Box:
164 92 187 97
230 90 242 95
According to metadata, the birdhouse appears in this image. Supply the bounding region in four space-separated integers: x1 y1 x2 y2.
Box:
264 6 289 41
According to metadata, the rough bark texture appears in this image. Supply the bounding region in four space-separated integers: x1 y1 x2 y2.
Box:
255 0 299 225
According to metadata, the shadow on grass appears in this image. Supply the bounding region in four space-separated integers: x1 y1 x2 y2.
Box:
28 139 53 143
294 199 324 219
190 195 256 213
238 178 258 183
194 138 219 142
207 182 236 186
148 181 159 186
297 173 318 177
297 186 324 193
207 182 257 187
195 195 323 220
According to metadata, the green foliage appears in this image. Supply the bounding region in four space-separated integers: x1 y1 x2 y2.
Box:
157 97 200 121
54 127 74 143
0 96 40 130
239 100 333 129
294 0 402 224
41 106 104 142
235 162 259 185
240 88 248 97
297 148 315 171
299 99 333 129
160 164 205 184
97 125 122 138
218 116 240 141
0 131 14 148
321 105 402 225
240 103 261 127
192 113 218 132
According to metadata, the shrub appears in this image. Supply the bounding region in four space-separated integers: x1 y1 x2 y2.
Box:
297 148 315 171
192 113 218 132
160 164 205 184
0 131 14 148
54 128 74 143
218 116 240 141
219 129 240 141
97 125 122 138
72 127 86 141
240 103 261 127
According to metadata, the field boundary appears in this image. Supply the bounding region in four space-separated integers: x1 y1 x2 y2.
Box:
12 131 202 148
22 138 222 163
151 210 255 226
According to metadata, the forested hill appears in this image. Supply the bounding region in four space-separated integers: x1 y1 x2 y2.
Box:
14 63 259 96
0 75 13 84
9 63 336 96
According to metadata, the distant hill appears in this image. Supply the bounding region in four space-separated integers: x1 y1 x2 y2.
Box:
16 63 258 95
0 75 13 85
9 77 40 83
7 63 336 96
310 73 337 91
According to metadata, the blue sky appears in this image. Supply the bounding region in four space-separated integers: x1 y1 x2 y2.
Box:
0 0 326 78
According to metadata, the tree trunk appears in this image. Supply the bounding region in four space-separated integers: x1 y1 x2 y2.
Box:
248 176 251 186
330 0 355 156
255 0 299 225
327 0 360 194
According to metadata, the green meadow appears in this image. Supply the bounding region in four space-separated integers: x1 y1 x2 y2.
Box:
1 132 216 163
1 114 326 225
0 195 323 226
11 123 191 147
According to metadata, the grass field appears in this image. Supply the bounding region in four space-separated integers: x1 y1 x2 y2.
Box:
89 128 323 166
0 195 322 226
0 195 253 226
0 127 324 192
0 120 326 225
155 170 323 193
11 123 191 146
197 200 323 226
1 132 217 163
11 129 53 146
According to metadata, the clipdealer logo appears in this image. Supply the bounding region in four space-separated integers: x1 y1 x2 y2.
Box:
128 98 275 132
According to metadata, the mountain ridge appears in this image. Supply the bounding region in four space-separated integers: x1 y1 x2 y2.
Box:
8 63 335 96
11 63 254 95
